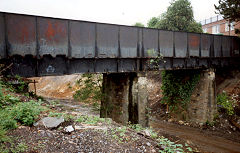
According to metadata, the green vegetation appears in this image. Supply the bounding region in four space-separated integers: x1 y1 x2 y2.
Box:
75 115 108 125
215 0 240 34
158 137 193 153
128 124 192 152
161 70 200 115
147 0 203 33
0 75 44 153
48 112 75 122
158 136 184 153
133 22 145 27
147 49 164 70
0 141 28 153
12 75 29 93
217 92 235 116
109 126 128 143
73 74 102 103
0 99 44 130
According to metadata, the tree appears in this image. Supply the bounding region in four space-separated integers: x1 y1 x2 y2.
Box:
147 17 159 28
133 22 145 27
215 0 240 22
147 0 203 33
215 0 240 34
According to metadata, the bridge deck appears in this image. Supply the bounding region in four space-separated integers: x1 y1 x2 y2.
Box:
0 12 239 76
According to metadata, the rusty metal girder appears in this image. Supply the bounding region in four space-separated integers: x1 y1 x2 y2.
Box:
0 12 239 76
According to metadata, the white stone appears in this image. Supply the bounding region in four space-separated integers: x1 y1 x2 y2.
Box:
64 125 74 132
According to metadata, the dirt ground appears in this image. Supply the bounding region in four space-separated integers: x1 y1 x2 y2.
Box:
7 98 240 153
150 119 240 153
148 71 240 153
24 71 240 153
6 99 162 153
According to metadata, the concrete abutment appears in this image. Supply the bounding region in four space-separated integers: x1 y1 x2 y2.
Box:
100 69 217 126
100 72 149 127
188 69 217 123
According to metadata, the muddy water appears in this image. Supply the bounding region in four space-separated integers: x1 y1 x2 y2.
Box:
150 119 240 153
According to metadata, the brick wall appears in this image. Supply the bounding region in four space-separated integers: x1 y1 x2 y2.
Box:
202 19 240 36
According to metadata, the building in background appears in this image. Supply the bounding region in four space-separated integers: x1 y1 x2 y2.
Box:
201 15 239 36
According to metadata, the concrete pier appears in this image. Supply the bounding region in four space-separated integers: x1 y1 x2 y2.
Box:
188 69 217 123
100 73 149 127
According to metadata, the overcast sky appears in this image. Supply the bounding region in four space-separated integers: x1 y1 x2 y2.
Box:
0 0 220 26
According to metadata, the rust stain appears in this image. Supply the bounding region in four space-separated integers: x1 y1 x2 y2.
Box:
7 15 35 44
46 21 55 41
45 20 67 42
20 23 29 43
189 35 199 47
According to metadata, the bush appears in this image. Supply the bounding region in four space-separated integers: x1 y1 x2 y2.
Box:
0 84 20 109
0 100 44 129
0 126 10 143
10 100 43 126
217 92 235 116
161 70 200 113
0 109 18 130
73 74 102 103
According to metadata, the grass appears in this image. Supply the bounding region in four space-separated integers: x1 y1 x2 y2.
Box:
128 123 192 152
48 112 75 122
75 115 106 125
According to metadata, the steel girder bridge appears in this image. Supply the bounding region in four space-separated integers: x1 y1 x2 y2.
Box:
0 12 239 77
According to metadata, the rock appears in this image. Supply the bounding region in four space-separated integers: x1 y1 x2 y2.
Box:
65 125 74 133
39 130 46 137
46 132 53 138
75 126 84 130
178 120 184 125
75 125 107 130
34 116 64 128
18 126 28 129
143 129 151 137
72 135 76 139
237 118 240 125
68 140 74 144
146 142 151 146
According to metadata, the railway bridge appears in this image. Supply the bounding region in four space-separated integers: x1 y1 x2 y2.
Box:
0 12 239 126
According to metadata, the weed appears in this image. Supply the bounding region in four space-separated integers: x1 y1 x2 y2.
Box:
63 114 75 122
0 100 44 129
217 92 235 116
161 70 200 114
147 49 164 70
206 120 215 126
75 115 105 125
92 102 100 112
128 124 144 132
110 126 128 143
10 100 44 126
0 109 18 130
73 74 102 103
47 100 60 107
0 87 20 109
67 82 72 89
10 142 28 153
158 136 183 153
48 111 75 121
48 112 63 118
0 127 10 143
